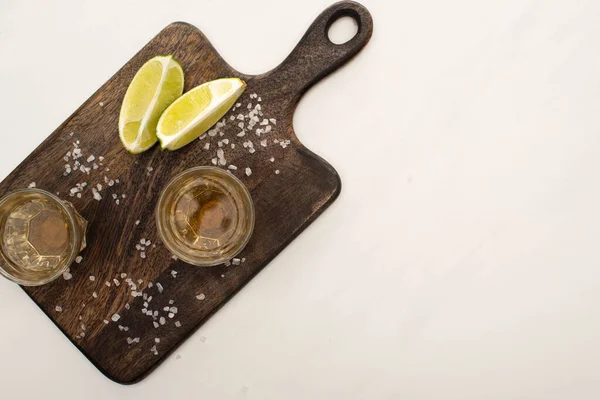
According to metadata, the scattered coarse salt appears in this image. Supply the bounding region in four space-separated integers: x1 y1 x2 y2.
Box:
168 312 174 318
245 168 252 176
153 321 159 328
113 278 120 286
228 165 238 170
237 131 246 137
232 258 241 265
155 338 160 343
74 255 83 264
148 282 154 288
92 188 102 201
105 281 111 287
171 270 177 278
55 306 63 312
242 258 246 263
89 275 95 281
99 101 104 107
135 220 140 225
169 299 174 305
275 170 280 175
224 261 231 267
221 274 225 278
261 119 269 126
157 282 163 293
121 273 127 279
270 157 275 162
63 269 72 280
265 125 272 133
87 155 95 162
171 255 178 261
111 314 120 322
196 293 206 301
203 142 210 150
92 292 98 298
28 182 36 188
140 252 146 259
175 321 182 328
211 158 218 165
260 139 268 147
125 303 130 309
103 319 109 324
159 317 166 325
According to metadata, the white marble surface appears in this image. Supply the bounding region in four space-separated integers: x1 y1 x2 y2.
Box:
2 0 600 398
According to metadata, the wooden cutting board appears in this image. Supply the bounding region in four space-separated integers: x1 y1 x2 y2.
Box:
0 1 373 384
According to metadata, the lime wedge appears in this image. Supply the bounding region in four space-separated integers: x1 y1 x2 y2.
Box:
157 78 246 151
119 55 184 154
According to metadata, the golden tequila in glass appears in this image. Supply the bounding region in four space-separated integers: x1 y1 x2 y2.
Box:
156 167 254 266
0 189 87 286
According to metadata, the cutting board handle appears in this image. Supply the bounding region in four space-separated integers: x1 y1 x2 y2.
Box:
269 1 373 100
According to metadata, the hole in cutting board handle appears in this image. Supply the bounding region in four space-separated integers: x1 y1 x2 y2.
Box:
328 15 359 45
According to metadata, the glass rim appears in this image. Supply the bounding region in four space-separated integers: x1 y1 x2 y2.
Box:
0 188 82 286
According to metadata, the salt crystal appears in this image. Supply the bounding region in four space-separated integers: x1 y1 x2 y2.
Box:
270 157 275 162
92 188 102 201
125 303 130 309
122 194 126 199
245 168 252 176
265 125 272 133
105 281 111 287
222 139 229 145
76 193 82 199
113 278 120 286
108 180 114 187
203 142 210 150
126 337 133 344
168 313 174 318
121 273 127 279
164 306 170 311
232 258 241 265
228 165 237 170
242 258 246 263
231 144 235 149
211 158 218 165
75 256 83 263
169 299 174 305
260 140 267 147
237 131 246 137
159 317 166 325
99 156 104 161
169 306 178 313
155 338 160 343
55 306 63 312
28 182 36 188
249 148 256 154
224 261 231 267
153 321 159 328
148 282 154 288
103 320 109 324
92 292 98 298
111 314 120 322
196 294 206 300
175 321 182 328
171 270 177 278
275 170 280 174
87 155 95 162
63 269 72 280
135 220 140 225
230 115 235 121
96 183 102 191
238 122 244 129
221 274 225 278
237 114 245 120
130 290 138 297
157 283 163 293
261 119 269 125
99 101 104 107
140 252 146 259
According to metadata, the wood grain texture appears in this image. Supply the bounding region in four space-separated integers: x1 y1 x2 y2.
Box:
0 1 373 384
